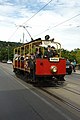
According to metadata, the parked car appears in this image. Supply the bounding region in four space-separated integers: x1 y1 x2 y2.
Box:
7 60 12 64
66 61 72 74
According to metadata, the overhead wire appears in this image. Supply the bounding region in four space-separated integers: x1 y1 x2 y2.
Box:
50 13 80 28
7 0 80 41
34 13 80 37
7 27 19 41
22 0 53 25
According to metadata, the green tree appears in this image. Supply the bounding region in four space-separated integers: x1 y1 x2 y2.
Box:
0 40 22 61
76 50 80 64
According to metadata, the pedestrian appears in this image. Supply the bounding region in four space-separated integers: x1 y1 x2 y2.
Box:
35 48 42 58
73 60 76 72
66 59 70 64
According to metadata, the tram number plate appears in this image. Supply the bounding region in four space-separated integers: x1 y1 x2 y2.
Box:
49 57 59 62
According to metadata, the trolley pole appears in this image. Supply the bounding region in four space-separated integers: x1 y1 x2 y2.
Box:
19 25 33 41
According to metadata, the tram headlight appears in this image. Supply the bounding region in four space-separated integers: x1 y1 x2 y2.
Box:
50 66 57 73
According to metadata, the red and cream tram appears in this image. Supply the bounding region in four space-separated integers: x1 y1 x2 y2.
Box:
13 35 66 83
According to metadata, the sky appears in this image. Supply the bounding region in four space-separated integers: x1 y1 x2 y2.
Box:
0 0 80 51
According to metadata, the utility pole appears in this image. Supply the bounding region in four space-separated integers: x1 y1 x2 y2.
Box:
8 44 9 60
23 32 25 43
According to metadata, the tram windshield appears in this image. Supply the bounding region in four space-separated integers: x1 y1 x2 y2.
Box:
39 40 61 57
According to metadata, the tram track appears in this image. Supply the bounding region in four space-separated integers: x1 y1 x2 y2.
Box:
33 80 80 114
65 80 80 86
39 87 80 113
63 80 80 95
62 87 80 95
65 75 80 86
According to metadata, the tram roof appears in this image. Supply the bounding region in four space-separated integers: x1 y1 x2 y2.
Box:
23 38 42 45
14 38 61 50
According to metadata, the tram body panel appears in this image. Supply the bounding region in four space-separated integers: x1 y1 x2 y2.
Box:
35 58 66 76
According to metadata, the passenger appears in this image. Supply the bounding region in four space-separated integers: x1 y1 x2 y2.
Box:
14 53 18 60
35 48 42 58
18 55 20 61
51 46 58 57
28 53 35 79
28 54 34 67
30 53 35 60
44 45 52 58
24 54 29 61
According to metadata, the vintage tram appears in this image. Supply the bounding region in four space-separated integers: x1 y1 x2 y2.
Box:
13 35 66 83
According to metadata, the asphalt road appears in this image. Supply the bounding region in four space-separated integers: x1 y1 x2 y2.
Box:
0 63 80 120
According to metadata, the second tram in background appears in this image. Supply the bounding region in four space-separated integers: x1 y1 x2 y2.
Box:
13 35 66 83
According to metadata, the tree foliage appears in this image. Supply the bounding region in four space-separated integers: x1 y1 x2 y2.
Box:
76 50 80 64
61 48 80 63
0 41 22 61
